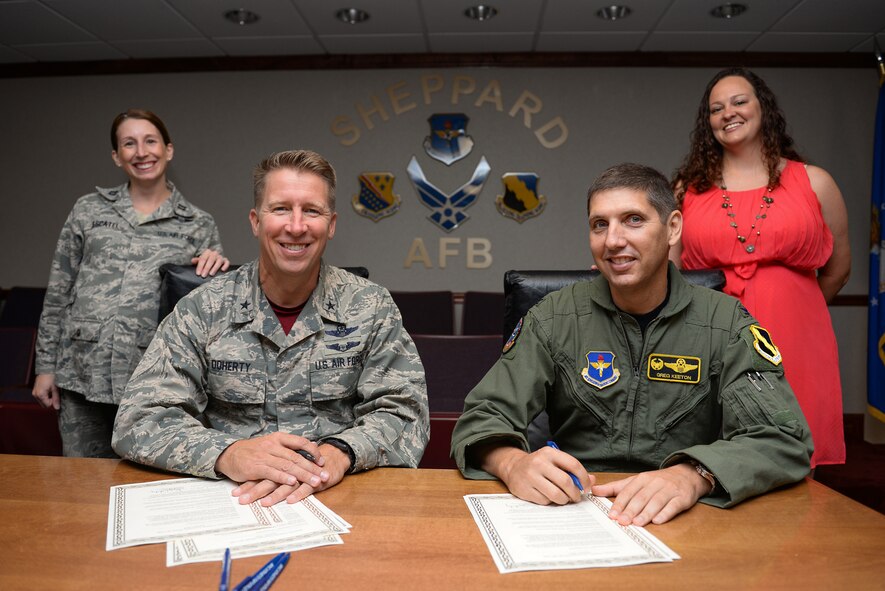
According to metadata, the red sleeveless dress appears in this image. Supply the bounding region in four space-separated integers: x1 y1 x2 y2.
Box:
681 160 844 466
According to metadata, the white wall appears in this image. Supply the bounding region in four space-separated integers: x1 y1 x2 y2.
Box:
0 66 875 410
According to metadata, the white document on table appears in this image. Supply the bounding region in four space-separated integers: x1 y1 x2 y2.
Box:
106 478 270 550
465 493 680 574
166 495 351 566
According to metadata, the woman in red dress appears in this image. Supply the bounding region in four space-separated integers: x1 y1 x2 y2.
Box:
672 67 851 467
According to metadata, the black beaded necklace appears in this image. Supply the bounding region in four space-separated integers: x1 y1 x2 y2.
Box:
720 184 775 254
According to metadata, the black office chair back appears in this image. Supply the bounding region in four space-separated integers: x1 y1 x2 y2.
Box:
157 263 369 322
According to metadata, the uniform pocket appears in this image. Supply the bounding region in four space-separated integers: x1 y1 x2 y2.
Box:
205 359 267 437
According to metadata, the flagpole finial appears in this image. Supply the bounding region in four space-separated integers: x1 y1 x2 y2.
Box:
876 38 885 87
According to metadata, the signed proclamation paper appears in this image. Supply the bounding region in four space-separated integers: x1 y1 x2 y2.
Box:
106 478 269 550
465 494 679 573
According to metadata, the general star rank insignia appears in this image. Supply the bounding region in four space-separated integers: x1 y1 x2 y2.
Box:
352 172 401 222
581 351 620 389
496 173 546 223
647 354 702 383
749 325 782 365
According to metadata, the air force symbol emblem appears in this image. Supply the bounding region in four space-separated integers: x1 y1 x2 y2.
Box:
406 156 491 232
423 113 475 165
352 172 401 222
496 173 547 223
581 351 620 389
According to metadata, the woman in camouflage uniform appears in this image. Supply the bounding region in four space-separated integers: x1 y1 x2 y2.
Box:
32 109 229 457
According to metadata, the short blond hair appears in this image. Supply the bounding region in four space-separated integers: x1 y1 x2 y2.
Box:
252 149 337 211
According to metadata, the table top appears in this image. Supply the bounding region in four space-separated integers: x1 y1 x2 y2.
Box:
1 454 884 590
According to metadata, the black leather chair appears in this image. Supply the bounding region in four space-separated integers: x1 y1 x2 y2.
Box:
158 263 370 322
503 268 726 449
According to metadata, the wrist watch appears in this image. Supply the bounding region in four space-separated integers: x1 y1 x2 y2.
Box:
689 460 716 493
323 438 356 474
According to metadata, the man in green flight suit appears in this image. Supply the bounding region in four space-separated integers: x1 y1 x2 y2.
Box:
451 162 812 526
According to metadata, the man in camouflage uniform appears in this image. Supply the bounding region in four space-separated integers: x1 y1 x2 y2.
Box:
451 163 812 526
114 149 429 506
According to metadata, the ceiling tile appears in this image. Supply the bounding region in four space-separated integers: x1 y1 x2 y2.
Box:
43 0 199 41
536 32 647 52
643 31 761 52
172 0 311 38
656 0 796 32
428 33 535 53
215 36 325 56
320 34 427 55
0 1 94 44
11 42 127 61
541 0 672 33
772 0 885 33
849 32 885 52
295 0 423 35
748 32 871 52
421 0 543 33
0 44 36 63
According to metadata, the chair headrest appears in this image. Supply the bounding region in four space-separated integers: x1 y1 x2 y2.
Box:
502 268 725 340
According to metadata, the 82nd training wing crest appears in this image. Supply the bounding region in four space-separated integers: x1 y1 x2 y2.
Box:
352 172 401 222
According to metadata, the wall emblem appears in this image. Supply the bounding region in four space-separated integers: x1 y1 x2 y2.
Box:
423 113 475 166
407 156 491 232
496 173 546 223
352 172 401 222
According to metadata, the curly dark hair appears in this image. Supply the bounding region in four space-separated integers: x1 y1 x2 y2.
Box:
672 67 804 205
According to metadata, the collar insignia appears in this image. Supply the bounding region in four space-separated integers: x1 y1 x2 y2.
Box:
324 299 336 313
582 351 620 389
240 300 251 310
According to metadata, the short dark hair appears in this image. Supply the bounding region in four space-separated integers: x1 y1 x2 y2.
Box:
110 109 171 150
252 149 337 212
587 163 676 221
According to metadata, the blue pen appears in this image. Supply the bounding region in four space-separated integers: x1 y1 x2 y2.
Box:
253 553 290 591
546 440 584 492
233 553 289 591
219 548 231 591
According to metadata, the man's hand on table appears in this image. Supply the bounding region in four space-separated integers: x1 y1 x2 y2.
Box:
478 444 594 505
230 442 352 506
591 463 712 526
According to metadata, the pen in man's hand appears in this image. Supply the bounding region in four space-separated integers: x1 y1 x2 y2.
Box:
546 440 584 492
219 548 231 591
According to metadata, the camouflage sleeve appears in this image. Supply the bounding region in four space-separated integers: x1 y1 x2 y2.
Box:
111 297 239 478
34 204 85 374
662 302 813 507
195 215 224 256
326 293 429 471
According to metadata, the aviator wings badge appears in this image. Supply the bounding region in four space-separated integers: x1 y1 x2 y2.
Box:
407 156 491 232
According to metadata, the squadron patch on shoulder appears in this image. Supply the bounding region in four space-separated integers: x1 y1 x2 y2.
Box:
581 351 620 390
502 318 523 353
749 325 782 366
647 354 701 384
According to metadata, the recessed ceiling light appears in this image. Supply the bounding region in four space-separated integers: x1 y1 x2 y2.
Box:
464 5 498 21
596 5 632 21
710 3 748 19
223 9 260 26
336 8 370 25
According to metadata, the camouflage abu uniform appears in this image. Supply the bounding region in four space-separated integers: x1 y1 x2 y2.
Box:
35 182 223 454
112 260 429 478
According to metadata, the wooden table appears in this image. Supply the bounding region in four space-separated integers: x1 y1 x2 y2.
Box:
1 455 883 590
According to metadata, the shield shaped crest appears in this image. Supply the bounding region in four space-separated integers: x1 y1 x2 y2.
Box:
352 172 401 222
496 173 547 223
423 113 475 166
581 351 620 389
